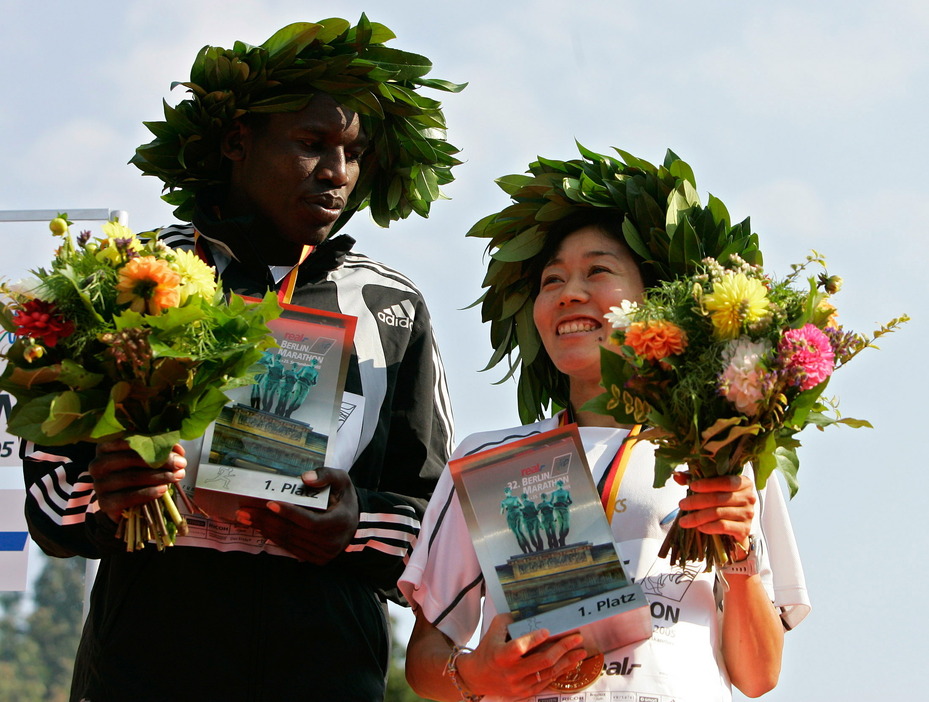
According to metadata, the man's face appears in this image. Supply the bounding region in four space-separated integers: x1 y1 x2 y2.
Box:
223 93 368 261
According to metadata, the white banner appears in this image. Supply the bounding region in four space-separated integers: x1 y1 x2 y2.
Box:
0 228 34 590
0 213 124 590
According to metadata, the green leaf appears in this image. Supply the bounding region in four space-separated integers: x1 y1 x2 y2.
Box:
417 77 468 93
836 417 873 429
668 157 696 188
58 359 105 391
495 174 535 195
126 431 182 468
621 218 652 262
180 386 231 440
492 225 546 263
667 215 701 273
614 149 657 173
514 303 541 365
706 193 731 229
90 396 126 439
782 382 827 429
40 391 81 436
5 395 56 443
773 445 800 497
261 22 323 58
653 453 678 488
315 17 351 44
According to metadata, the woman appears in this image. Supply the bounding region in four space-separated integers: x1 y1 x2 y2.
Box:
399 149 809 701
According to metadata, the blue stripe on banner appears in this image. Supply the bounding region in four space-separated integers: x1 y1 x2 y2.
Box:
0 532 28 551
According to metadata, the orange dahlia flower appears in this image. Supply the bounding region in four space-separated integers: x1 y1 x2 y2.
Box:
625 320 688 363
116 256 181 314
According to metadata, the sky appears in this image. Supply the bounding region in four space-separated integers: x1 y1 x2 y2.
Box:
1 1 927 699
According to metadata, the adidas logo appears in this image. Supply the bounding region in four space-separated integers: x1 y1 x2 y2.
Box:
377 299 416 328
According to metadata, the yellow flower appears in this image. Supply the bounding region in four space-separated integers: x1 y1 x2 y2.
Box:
95 225 143 266
814 300 840 329
101 221 134 240
702 272 769 340
171 249 217 304
116 256 181 314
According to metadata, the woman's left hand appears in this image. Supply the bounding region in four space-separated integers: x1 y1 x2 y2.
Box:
674 473 784 697
674 473 755 549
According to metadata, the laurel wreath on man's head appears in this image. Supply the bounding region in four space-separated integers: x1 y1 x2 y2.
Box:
132 14 466 228
468 143 764 424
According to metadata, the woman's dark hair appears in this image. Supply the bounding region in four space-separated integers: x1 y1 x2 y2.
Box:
527 209 658 298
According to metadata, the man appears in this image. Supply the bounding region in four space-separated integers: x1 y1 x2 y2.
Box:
22 16 461 702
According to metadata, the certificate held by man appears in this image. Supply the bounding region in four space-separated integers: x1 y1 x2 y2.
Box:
195 300 356 511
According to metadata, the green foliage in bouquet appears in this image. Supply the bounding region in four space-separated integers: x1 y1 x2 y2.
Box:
131 13 466 228
0 217 280 465
0 216 281 550
585 252 908 568
468 143 763 424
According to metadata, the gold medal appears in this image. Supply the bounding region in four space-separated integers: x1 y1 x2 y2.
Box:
548 653 604 692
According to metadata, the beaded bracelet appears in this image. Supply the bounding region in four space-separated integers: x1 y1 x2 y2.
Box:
445 645 484 702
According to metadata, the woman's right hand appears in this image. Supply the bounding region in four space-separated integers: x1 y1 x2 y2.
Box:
455 613 588 699
89 440 187 523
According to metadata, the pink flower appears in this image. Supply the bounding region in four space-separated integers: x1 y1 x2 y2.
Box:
719 338 770 415
778 324 835 391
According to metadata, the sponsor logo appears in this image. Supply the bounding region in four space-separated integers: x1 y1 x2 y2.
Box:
376 299 416 328
603 656 641 676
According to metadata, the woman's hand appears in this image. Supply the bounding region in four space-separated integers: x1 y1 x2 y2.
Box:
456 614 588 698
406 610 587 701
89 440 187 523
675 472 783 696
675 473 755 551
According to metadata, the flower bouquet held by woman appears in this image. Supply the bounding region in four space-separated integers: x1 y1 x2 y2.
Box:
470 144 907 571
0 215 281 551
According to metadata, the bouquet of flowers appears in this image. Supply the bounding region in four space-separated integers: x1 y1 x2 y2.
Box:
0 215 281 551
587 251 908 570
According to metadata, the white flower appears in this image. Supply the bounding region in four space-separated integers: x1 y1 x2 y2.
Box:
719 337 771 415
723 337 770 371
605 300 638 329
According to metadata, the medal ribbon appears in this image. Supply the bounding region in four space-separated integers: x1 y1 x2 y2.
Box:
600 424 641 524
276 244 315 305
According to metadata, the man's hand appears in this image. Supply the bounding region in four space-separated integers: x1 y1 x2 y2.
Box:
236 467 360 564
89 440 187 523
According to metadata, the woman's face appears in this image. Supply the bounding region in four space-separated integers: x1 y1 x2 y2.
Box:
533 225 645 388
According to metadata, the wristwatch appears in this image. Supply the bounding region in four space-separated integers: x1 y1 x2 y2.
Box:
720 535 759 576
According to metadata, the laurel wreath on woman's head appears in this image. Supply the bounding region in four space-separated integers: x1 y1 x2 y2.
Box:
132 14 466 228
468 143 764 424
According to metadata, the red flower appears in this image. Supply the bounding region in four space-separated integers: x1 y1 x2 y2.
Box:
12 299 75 347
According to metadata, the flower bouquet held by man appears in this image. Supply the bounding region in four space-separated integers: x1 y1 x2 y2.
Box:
0 216 281 550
